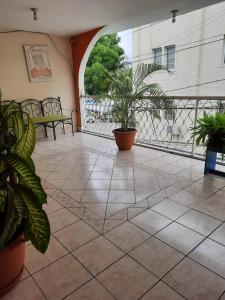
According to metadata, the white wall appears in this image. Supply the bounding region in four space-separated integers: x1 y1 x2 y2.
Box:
132 1 225 96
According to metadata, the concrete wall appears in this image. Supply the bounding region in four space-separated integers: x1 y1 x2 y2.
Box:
0 31 74 109
132 1 225 96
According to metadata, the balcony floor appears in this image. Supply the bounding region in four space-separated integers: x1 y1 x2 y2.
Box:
3 133 225 300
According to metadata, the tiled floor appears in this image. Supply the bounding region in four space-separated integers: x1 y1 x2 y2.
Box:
3 133 225 300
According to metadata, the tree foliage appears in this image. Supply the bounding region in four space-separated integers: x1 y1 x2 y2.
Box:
84 33 124 95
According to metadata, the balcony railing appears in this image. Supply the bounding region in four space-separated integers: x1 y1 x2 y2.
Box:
80 95 225 159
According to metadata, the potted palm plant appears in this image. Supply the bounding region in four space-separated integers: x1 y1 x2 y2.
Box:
0 91 50 296
105 63 169 150
192 111 225 174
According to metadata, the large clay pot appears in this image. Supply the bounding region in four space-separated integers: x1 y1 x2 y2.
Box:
113 128 137 150
0 234 25 297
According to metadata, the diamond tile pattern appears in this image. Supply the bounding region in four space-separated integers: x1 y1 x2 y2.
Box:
5 133 225 300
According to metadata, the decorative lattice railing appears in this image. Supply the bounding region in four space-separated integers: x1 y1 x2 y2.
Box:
80 95 225 159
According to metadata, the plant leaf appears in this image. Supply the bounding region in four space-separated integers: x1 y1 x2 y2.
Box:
0 189 7 212
0 206 18 248
15 185 50 253
1 153 47 204
10 113 25 142
12 117 35 160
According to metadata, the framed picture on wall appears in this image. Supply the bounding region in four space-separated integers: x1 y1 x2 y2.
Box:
24 45 52 82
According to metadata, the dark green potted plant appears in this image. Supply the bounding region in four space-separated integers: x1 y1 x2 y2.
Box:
192 111 225 173
105 63 169 150
0 90 50 296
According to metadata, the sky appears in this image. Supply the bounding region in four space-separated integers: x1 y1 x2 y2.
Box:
118 29 132 60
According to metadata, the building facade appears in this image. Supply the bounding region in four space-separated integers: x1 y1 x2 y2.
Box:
132 1 225 96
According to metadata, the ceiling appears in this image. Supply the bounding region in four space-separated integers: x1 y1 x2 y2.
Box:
0 0 223 37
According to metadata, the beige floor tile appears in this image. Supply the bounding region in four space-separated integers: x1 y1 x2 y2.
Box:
135 189 158 202
185 182 218 198
44 197 63 214
97 256 158 300
63 190 84 201
1 277 45 300
81 190 109 202
86 179 111 190
51 189 68 198
127 207 147 219
72 236 124 275
73 165 94 172
25 236 68 274
130 237 184 278
177 210 221 236
147 192 167 208
169 190 206 208
47 172 69 180
130 209 172 234
133 198 149 209
105 203 130 218
30 134 225 300
164 257 225 300
156 223 204 254
210 189 225 201
64 279 114 300
190 238 225 278
48 208 79 233
54 220 99 251
105 222 150 252
210 223 225 245
77 158 97 165
197 174 225 189
84 202 107 218
62 179 88 190
108 190 136 203
33 254 91 300
93 165 113 172
141 281 185 300
68 171 92 179
195 196 225 221
112 170 134 179
19 267 30 281
90 171 112 179
110 180 134 190
47 179 65 189
152 199 189 220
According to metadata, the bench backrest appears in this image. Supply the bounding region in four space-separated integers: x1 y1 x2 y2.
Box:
20 99 42 118
42 97 62 116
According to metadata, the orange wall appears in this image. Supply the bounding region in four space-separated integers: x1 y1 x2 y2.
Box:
71 27 102 130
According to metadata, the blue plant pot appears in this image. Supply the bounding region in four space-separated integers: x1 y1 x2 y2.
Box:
204 150 217 174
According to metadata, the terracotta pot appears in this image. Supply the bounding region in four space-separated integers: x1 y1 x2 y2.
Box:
113 128 137 150
0 234 25 297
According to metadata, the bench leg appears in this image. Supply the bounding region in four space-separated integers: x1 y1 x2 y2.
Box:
62 122 66 135
52 122 56 140
44 125 48 139
71 122 74 136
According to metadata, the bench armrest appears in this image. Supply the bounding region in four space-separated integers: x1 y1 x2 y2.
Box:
61 108 76 121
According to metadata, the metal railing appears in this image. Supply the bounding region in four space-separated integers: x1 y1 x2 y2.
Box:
80 95 225 159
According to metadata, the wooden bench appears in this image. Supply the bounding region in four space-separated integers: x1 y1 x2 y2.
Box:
19 97 75 140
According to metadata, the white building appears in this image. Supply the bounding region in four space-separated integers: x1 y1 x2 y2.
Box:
132 1 225 96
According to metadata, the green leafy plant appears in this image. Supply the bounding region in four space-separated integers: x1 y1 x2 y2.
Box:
104 63 171 132
0 90 50 253
192 111 225 153
84 33 124 95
